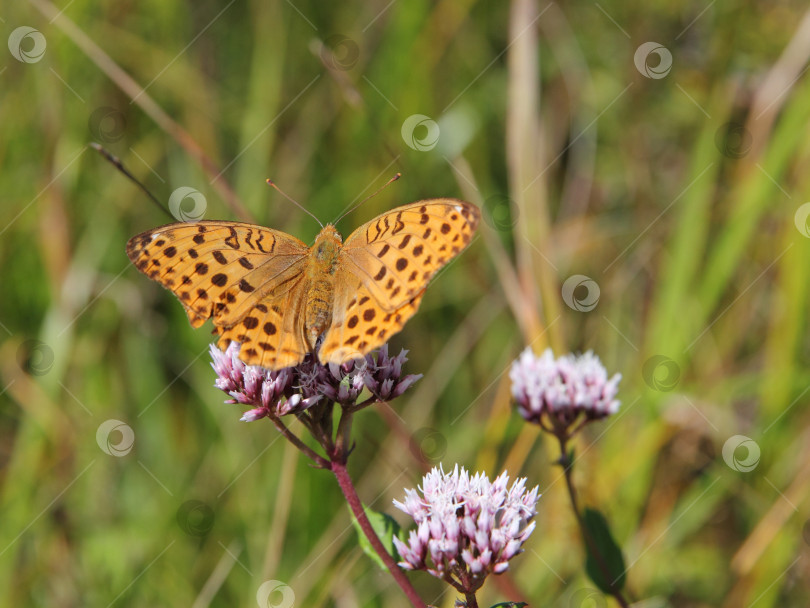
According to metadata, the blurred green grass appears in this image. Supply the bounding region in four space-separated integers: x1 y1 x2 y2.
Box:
2 0 810 606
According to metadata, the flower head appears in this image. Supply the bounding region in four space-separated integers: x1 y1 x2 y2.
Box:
301 344 422 406
210 342 422 420
509 348 621 435
209 343 322 420
393 465 540 594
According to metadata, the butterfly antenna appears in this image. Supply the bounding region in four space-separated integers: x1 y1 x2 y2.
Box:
333 173 401 226
266 179 323 229
90 143 173 219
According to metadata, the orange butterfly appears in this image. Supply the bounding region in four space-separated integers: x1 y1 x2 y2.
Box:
127 200 480 369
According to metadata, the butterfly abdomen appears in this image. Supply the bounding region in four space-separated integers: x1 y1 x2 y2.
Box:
304 226 343 348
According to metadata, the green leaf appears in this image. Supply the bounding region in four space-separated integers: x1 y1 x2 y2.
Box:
582 507 627 593
348 503 404 572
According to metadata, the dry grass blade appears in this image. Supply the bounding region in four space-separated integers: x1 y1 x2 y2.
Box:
28 0 253 222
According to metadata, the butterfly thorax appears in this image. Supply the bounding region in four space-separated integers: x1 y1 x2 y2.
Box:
304 225 343 348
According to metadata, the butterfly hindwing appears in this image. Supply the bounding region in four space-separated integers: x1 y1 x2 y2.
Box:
318 267 425 365
214 274 310 368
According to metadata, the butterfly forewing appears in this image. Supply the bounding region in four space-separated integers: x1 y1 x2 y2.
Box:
340 199 480 311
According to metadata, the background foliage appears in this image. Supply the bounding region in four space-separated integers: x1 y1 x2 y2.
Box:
2 0 810 606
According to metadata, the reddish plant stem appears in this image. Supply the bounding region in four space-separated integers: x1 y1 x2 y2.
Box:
557 435 630 608
269 416 329 468
330 459 426 608
464 592 479 608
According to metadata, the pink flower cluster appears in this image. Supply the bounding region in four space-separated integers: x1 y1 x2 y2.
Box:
509 348 621 432
393 465 540 593
210 342 422 421
313 344 422 406
210 343 320 420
